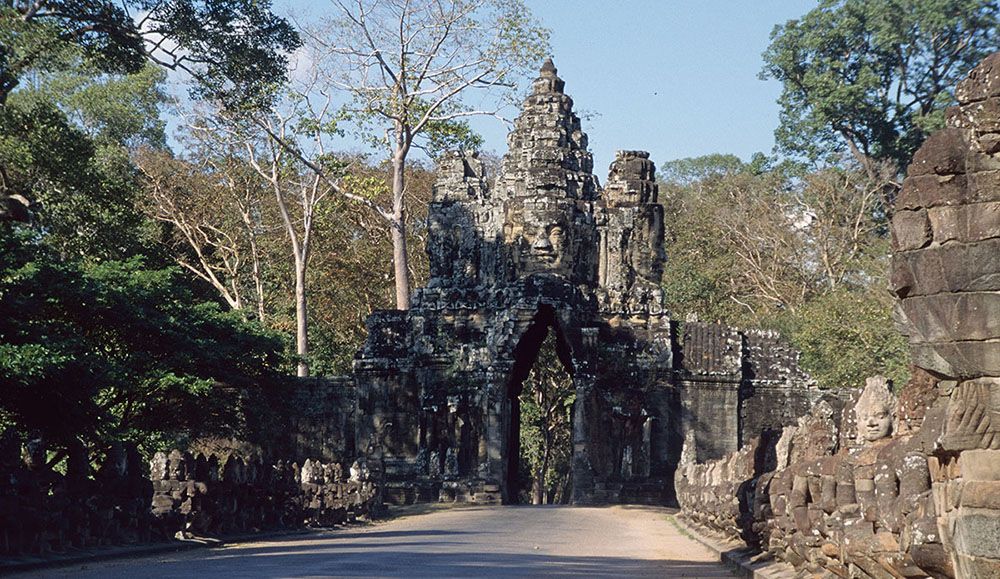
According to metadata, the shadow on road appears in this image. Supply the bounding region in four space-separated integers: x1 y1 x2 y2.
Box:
16 506 731 578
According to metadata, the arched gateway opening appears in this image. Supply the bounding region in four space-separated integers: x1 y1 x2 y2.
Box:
503 305 575 504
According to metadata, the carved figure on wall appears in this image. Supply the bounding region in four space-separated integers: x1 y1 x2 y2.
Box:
854 376 895 443
504 203 577 277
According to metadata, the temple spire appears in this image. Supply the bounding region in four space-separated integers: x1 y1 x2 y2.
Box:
533 57 565 94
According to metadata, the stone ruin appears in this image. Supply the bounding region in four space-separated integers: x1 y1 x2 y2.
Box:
352 59 842 505
10 54 997 575
675 50 1000 578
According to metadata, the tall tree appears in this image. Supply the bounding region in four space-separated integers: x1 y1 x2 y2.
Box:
243 122 328 378
135 146 272 322
761 0 999 173
302 0 549 309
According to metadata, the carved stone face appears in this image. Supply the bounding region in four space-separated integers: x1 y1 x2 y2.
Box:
505 204 573 276
167 452 186 480
523 220 566 262
859 404 893 442
854 376 896 443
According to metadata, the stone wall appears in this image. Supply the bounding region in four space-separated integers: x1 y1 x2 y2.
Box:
676 374 952 578
0 432 377 560
676 50 1000 579
675 322 845 462
149 449 377 537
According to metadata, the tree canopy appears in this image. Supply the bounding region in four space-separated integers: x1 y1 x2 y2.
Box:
305 0 550 308
0 0 300 109
0 0 300 455
762 0 999 171
0 228 286 451
659 153 910 389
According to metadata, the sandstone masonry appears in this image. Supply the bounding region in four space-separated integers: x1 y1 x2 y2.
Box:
352 60 838 506
676 50 1000 579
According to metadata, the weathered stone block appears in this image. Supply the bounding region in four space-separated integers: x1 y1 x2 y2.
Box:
955 553 1000 579
966 201 1000 241
939 239 1000 293
891 249 946 298
898 174 967 210
978 133 1000 155
956 52 1000 103
913 340 1000 380
908 129 968 177
927 205 963 243
955 98 1000 132
961 481 1000 508
967 148 1000 173
960 449 1000 481
910 543 955 577
902 293 1000 344
953 509 1000 558
967 170 1000 203
892 209 932 250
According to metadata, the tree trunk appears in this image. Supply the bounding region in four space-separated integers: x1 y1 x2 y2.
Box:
250 234 266 324
390 149 411 310
294 254 309 377
240 204 267 324
535 432 551 505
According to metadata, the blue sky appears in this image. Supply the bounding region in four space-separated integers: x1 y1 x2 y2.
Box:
271 0 818 176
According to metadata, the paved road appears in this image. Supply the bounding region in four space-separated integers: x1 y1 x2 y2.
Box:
13 505 732 578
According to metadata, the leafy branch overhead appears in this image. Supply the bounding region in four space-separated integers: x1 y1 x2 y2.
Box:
1 0 301 109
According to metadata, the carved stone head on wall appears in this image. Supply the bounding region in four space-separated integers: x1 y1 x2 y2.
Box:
504 201 575 278
854 376 897 443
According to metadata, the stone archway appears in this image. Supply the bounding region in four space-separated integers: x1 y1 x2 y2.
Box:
350 60 831 506
501 304 576 504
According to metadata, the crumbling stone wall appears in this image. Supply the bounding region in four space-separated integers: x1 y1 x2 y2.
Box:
676 51 1000 579
677 375 949 578
148 449 376 537
0 431 376 560
892 49 1000 579
0 434 152 557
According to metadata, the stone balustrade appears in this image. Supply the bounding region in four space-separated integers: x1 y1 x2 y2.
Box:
0 433 378 559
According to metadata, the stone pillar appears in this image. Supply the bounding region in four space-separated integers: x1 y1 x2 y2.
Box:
571 327 600 504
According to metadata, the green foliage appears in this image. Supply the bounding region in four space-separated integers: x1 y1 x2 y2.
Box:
28 63 169 149
660 154 910 388
0 1 300 458
0 1 299 110
0 225 287 451
658 153 748 186
761 0 999 169
0 4 144 101
140 0 300 111
780 288 910 390
660 155 798 326
0 98 149 259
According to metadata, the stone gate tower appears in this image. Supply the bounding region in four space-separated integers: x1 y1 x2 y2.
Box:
353 60 835 504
